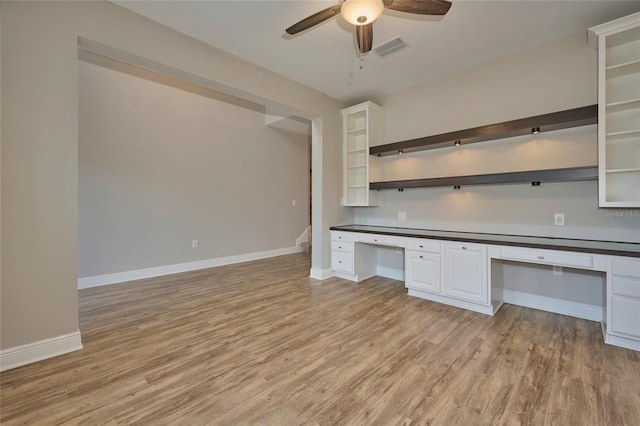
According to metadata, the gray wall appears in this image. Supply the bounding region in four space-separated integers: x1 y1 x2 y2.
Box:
1 1 347 351
357 33 639 305
78 60 310 278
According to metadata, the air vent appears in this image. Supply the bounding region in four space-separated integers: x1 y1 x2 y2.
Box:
374 37 407 57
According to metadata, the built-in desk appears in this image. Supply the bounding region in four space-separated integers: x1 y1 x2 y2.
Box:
330 225 640 351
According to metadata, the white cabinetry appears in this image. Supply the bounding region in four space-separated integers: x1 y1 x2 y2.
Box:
444 242 488 304
589 13 640 207
330 232 355 275
341 101 382 206
405 238 441 294
606 257 640 350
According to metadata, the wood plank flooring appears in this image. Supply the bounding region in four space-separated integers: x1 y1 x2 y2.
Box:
1 252 639 425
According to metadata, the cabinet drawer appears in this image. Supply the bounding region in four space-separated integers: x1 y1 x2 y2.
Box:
406 238 441 254
331 251 354 274
331 231 354 242
500 247 593 269
331 241 354 253
610 295 640 339
357 233 400 246
611 276 640 298
612 258 640 279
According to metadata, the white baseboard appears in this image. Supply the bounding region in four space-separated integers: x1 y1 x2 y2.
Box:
503 289 603 322
0 331 83 372
79 246 299 289
309 268 334 280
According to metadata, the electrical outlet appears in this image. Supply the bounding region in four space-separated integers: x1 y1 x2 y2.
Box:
398 211 407 221
554 213 565 226
192 240 198 248
553 265 563 276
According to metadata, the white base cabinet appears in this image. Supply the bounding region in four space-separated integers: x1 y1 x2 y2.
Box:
444 242 488 304
606 257 640 350
329 228 639 351
404 238 442 294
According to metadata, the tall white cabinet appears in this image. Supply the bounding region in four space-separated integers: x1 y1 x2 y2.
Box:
341 101 382 206
589 12 640 207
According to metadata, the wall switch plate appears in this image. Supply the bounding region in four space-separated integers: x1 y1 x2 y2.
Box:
192 240 198 248
553 265 563 276
398 211 407 221
554 213 565 226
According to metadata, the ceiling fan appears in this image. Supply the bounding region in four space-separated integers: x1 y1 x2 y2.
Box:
285 0 452 56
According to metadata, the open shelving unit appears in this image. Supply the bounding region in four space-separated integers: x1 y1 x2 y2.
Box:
369 105 598 157
370 166 598 191
342 101 382 206
590 12 640 207
366 104 599 192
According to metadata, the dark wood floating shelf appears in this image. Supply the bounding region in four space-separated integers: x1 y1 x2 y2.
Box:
369 166 598 191
370 105 598 156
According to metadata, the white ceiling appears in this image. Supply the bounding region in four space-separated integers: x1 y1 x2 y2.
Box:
114 1 640 105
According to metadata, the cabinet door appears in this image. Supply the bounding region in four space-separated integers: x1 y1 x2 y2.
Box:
444 243 488 304
405 251 441 294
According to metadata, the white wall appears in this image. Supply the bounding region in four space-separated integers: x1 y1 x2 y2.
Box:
78 60 310 279
357 33 639 307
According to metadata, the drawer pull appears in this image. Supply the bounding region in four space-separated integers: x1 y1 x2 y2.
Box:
419 255 424 259
419 245 424 248
338 236 342 239
462 246 467 250
538 256 545 260
338 246 342 249
338 261 342 264
374 239 378 242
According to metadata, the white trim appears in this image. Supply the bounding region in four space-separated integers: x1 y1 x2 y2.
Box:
605 333 640 352
309 268 335 280
79 246 299 289
503 289 603 322
407 288 495 315
0 331 83 372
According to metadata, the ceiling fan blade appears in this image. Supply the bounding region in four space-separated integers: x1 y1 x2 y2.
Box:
356 24 373 54
384 0 452 15
286 4 342 35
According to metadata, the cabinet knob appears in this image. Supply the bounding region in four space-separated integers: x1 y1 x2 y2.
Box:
419 255 423 259
419 245 424 248
374 239 378 242
462 246 467 250
338 260 342 263
338 246 342 249
538 256 544 260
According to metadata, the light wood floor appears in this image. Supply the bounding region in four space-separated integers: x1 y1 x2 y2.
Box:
2 252 639 425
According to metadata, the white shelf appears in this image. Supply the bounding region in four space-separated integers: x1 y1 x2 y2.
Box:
606 98 640 113
606 129 640 139
606 168 640 174
606 59 640 79
347 127 366 135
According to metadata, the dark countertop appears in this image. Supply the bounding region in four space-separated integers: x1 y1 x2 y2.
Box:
330 225 640 258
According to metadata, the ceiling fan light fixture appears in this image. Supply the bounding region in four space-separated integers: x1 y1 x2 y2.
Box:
341 0 384 26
